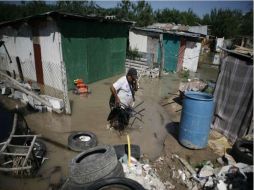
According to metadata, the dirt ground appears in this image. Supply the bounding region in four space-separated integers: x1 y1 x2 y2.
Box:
0 63 220 190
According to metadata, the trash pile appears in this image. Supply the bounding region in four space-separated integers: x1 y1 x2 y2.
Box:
153 153 253 190
179 79 207 93
119 154 172 190
0 71 64 113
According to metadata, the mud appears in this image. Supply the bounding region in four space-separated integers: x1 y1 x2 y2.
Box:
0 62 219 190
0 73 179 190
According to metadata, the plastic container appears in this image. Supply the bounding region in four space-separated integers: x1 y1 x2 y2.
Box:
179 91 214 149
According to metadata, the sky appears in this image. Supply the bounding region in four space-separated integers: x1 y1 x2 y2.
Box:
95 0 253 17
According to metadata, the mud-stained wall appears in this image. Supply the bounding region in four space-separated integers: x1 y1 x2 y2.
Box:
147 36 159 64
183 41 201 72
0 21 64 91
38 21 63 91
0 24 37 81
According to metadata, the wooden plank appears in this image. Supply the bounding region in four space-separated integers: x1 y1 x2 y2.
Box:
0 71 52 108
7 144 30 148
22 136 37 167
0 166 32 172
11 134 41 138
1 152 27 156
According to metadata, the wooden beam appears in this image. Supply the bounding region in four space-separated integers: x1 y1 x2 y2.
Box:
0 166 32 172
0 70 52 108
159 34 164 78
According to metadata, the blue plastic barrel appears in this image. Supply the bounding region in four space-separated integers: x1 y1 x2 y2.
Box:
179 91 214 149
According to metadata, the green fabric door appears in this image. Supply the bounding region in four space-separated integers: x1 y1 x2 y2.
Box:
163 34 180 72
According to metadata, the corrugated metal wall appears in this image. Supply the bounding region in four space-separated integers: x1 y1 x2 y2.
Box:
59 19 128 89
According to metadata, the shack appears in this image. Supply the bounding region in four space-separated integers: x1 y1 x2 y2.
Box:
212 48 253 142
129 24 205 72
0 11 132 91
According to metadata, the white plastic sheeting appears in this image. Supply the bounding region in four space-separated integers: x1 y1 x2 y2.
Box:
129 31 147 53
182 41 201 72
216 37 224 52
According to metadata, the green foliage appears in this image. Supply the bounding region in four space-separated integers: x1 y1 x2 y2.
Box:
132 0 154 27
155 8 201 25
179 69 190 81
0 1 252 39
201 8 252 38
126 48 141 60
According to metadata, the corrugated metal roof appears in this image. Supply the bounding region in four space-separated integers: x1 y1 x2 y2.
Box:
0 11 134 28
147 23 189 31
188 26 208 35
220 47 253 60
131 27 201 38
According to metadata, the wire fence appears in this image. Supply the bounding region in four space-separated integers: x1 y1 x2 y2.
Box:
0 53 70 114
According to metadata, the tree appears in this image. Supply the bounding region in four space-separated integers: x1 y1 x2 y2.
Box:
240 11 253 37
132 0 154 27
180 9 200 25
202 8 243 38
155 8 181 24
117 0 133 19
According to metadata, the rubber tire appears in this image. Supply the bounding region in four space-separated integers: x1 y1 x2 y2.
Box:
103 161 124 178
68 131 97 152
113 144 141 160
231 139 253 165
61 178 91 190
69 145 118 184
87 177 145 190
62 161 124 190
32 139 47 164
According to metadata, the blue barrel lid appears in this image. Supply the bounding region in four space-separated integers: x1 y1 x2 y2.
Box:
184 91 213 101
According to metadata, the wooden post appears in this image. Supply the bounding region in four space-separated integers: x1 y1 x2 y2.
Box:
159 33 164 78
16 56 24 81
58 35 71 115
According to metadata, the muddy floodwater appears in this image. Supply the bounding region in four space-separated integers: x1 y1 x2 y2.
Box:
0 62 218 190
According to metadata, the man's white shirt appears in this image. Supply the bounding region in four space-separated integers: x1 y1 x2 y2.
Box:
113 76 133 107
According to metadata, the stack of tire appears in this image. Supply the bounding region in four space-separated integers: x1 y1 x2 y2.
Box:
64 132 144 190
62 145 123 189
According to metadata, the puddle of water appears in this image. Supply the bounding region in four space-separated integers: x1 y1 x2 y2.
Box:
0 64 218 189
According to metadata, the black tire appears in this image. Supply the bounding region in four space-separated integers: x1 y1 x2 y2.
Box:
62 162 124 190
68 131 97 152
231 139 253 165
61 178 91 190
103 161 124 178
113 144 141 160
69 145 118 184
32 139 47 164
87 177 145 190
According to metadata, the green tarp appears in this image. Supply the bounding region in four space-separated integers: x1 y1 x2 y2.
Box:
59 19 129 89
